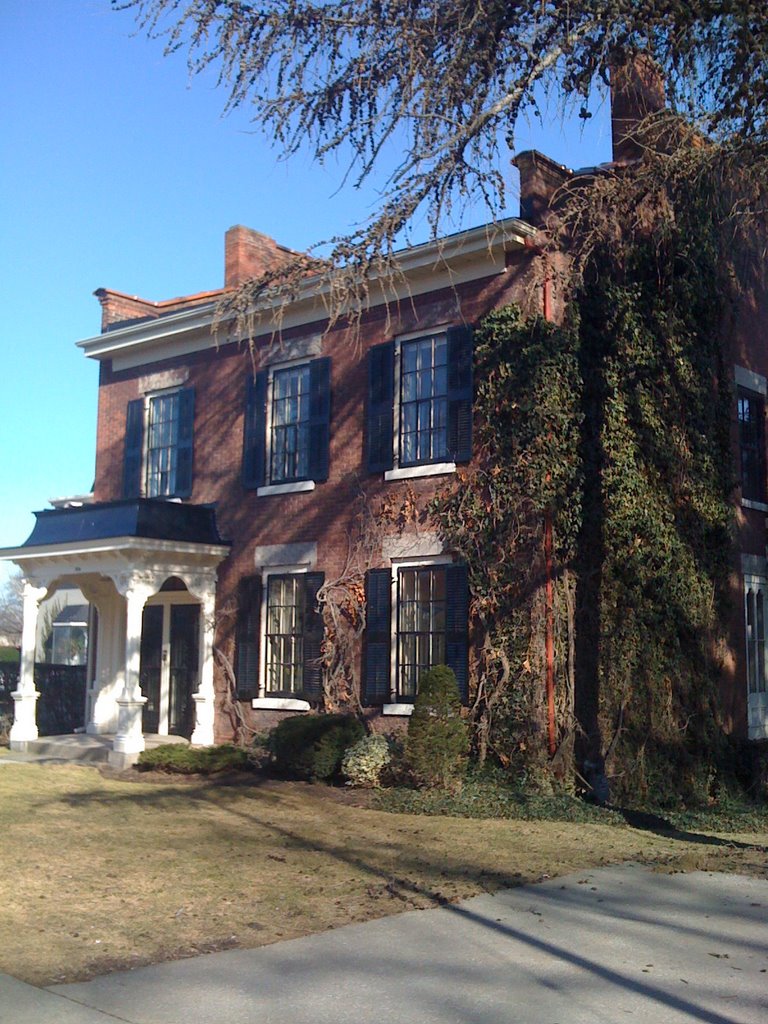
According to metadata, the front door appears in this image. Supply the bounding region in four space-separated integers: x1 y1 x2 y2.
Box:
140 602 199 738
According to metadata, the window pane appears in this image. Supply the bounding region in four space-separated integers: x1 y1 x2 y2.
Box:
400 335 449 466
146 392 180 497
397 566 447 700
271 366 310 483
739 393 766 502
266 575 304 693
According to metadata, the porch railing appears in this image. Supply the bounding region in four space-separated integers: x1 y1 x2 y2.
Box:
0 663 87 736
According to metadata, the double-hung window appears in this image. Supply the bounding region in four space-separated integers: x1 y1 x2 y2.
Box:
363 561 468 707
396 566 447 698
366 326 473 476
242 357 331 492
123 387 195 499
234 571 325 702
738 390 766 503
744 572 768 739
400 335 449 466
271 365 311 483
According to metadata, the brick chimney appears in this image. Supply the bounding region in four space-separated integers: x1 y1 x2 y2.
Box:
224 225 296 287
610 53 666 163
513 150 572 226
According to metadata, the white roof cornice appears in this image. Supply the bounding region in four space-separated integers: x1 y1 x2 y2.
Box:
76 218 536 365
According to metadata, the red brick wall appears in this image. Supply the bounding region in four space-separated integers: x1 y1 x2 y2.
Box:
94 258 538 740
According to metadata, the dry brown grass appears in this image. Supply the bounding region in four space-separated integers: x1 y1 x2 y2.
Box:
0 762 765 986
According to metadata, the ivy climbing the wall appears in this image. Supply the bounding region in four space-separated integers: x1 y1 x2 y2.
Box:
431 142 748 805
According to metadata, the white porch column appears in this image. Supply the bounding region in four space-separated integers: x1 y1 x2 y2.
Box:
110 580 153 767
9 581 48 748
79 578 121 735
188 575 217 747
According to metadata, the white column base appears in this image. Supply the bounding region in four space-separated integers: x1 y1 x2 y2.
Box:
110 695 148 763
9 689 41 746
190 693 215 746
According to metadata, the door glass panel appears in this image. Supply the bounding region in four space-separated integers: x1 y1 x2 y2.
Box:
169 604 199 738
140 606 163 734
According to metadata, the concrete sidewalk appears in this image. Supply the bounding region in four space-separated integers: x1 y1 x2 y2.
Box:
3 864 767 1024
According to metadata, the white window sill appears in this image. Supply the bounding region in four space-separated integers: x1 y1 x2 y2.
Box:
384 462 456 482
257 480 315 497
382 703 414 716
742 498 768 513
252 697 311 711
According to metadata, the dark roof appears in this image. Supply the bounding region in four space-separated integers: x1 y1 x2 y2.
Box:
21 500 229 549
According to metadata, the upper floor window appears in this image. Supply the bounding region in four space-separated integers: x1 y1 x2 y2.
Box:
400 335 448 466
123 387 195 500
366 326 473 475
271 365 311 483
738 390 766 503
242 357 331 491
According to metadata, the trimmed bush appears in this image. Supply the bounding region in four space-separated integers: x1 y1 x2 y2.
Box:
137 743 252 774
405 665 469 789
268 714 365 780
342 733 392 788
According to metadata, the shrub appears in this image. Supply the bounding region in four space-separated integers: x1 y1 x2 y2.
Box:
405 665 469 789
268 714 365 780
137 743 252 774
342 733 392 788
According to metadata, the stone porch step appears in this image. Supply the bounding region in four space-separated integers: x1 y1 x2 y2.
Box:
11 733 190 765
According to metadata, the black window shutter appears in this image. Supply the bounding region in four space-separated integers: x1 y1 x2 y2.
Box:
174 387 195 497
363 568 392 704
366 341 395 473
242 370 268 489
308 357 331 482
123 399 144 498
446 326 473 463
235 576 262 702
302 572 325 700
445 563 469 703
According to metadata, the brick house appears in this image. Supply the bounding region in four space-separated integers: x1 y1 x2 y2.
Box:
3 69 767 765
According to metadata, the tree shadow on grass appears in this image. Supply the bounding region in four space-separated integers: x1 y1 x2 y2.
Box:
613 805 767 851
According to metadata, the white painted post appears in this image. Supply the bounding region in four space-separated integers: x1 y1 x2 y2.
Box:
110 583 151 767
9 581 48 748
191 589 216 747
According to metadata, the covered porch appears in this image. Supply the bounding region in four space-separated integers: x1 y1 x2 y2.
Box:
1 500 230 767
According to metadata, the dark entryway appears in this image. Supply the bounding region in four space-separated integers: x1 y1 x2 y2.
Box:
140 603 199 738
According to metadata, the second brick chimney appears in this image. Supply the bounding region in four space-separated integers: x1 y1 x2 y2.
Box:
224 225 296 287
610 53 667 163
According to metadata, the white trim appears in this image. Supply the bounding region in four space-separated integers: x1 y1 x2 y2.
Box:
385 462 456 481
741 498 768 513
0 536 230 564
252 697 310 711
78 218 536 368
383 703 414 716
257 480 315 497
735 365 768 397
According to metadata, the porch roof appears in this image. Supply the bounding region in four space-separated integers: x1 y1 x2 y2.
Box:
0 501 231 581
8 499 229 552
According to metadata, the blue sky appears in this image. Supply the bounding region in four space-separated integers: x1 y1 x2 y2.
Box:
0 0 613 582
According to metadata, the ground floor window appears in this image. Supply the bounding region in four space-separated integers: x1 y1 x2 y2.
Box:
363 561 468 705
397 566 447 698
265 574 305 694
745 578 768 696
235 571 325 701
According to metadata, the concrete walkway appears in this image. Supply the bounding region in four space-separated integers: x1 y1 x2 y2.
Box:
2 864 766 1024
